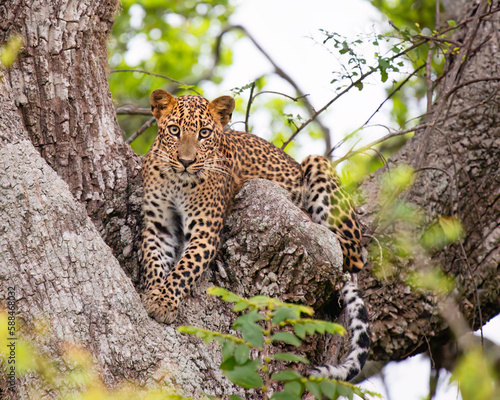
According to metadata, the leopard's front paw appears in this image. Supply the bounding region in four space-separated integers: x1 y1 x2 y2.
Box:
141 289 179 324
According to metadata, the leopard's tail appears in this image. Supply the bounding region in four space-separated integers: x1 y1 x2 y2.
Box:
309 280 370 382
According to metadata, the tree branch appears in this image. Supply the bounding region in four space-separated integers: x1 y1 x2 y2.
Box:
109 69 201 94
126 117 156 144
116 105 152 115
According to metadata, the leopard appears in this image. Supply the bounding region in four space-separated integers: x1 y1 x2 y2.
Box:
140 89 370 381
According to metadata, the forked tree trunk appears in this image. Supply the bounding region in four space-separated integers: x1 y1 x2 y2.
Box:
0 0 498 398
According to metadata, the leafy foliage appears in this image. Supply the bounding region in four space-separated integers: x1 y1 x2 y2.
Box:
108 0 235 154
0 311 192 399
370 0 437 30
452 348 500 400
179 287 379 400
0 34 23 70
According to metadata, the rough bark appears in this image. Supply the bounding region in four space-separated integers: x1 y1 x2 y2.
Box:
0 0 499 398
0 0 143 283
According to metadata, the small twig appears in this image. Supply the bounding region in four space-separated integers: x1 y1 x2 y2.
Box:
220 25 332 151
331 87 494 159
331 123 429 164
329 138 361 164
379 369 393 400
109 69 201 95
242 88 307 133
363 64 426 128
126 117 156 145
281 24 460 152
414 166 453 181
415 35 463 47
437 296 476 351
244 82 256 133
280 65 379 151
366 147 389 169
252 91 308 102
444 76 500 99
363 233 384 269
425 43 435 113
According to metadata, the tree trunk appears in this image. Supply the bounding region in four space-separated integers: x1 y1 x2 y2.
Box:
0 0 498 398
1 0 143 283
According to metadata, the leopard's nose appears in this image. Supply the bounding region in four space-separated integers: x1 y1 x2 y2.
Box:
178 157 195 169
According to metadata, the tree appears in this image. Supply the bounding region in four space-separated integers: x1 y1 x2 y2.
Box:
0 0 499 399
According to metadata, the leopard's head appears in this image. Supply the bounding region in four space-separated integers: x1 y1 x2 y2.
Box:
150 90 235 177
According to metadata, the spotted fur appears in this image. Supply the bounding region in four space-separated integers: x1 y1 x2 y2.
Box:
141 90 369 380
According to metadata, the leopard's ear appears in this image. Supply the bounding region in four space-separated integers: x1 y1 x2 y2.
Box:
209 96 235 127
150 90 177 120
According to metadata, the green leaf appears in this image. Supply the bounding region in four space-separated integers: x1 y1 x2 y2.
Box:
271 392 301 400
320 380 337 398
304 322 317 336
203 333 214 344
447 19 457 27
451 348 497 400
233 310 265 348
438 217 463 242
177 325 217 343
337 384 354 400
284 381 305 396
233 309 265 326
207 286 242 303
407 268 454 294
222 340 235 361
272 370 303 382
272 307 299 325
248 295 275 308
177 325 196 335
219 356 237 371
224 362 263 389
0 34 23 68
294 323 306 339
229 396 245 400
272 332 302 347
233 301 249 312
305 380 323 398
273 353 310 364
324 322 346 336
234 344 250 365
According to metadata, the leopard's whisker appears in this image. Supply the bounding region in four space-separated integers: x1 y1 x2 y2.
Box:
202 166 231 176
151 150 171 163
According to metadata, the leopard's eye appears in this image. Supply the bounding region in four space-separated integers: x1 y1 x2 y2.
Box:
167 125 180 136
199 128 212 139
